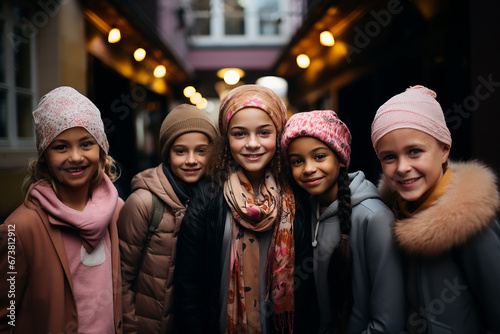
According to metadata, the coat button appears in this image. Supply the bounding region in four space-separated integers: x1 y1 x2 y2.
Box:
118 320 122 328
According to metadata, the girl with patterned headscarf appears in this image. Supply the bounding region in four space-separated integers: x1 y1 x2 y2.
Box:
0 86 123 333
175 85 295 334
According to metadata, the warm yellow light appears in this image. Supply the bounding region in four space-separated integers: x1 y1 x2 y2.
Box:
224 70 240 85
296 54 310 69
154 65 166 78
320 31 335 47
190 92 202 104
134 48 146 61
196 98 208 109
108 28 121 43
183 86 196 98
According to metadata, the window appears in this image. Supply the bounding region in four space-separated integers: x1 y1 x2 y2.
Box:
188 0 299 46
0 1 37 150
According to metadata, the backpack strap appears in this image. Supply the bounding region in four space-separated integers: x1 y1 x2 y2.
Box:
131 192 164 292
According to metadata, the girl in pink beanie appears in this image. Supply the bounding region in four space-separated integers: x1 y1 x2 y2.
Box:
281 109 405 333
372 85 500 334
0 86 123 333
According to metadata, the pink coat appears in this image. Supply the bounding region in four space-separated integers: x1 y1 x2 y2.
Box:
0 198 124 333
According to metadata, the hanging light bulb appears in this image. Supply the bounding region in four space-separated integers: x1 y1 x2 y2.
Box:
108 28 121 43
196 98 208 110
320 31 335 47
154 65 166 78
224 70 240 85
134 48 146 61
190 92 202 104
183 86 196 98
296 54 310 69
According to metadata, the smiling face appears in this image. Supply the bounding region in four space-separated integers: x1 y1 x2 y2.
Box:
375 128 450 209
169 132 210 183
228 107 277 189
42 127 101 201
287 136 345 206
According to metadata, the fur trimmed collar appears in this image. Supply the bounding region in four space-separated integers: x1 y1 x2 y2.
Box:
378 161 500 257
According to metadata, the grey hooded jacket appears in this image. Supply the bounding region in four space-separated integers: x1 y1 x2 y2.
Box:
310 170 405 334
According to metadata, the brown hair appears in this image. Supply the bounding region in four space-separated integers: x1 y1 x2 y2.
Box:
205 133 289 189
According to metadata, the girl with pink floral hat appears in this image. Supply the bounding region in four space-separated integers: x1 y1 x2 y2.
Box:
0 86 123 333
372 85 500 334
281 109 405 333
175 85 295 333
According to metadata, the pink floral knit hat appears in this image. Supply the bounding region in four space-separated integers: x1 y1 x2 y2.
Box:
218 84 288 136
281 110 352 167
33 86 109 156
371 85 452 149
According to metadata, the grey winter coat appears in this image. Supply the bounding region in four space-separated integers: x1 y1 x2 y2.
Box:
310 171 405 334
379 161 500 334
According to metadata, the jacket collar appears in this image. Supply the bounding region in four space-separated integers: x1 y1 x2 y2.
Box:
379 160 500 256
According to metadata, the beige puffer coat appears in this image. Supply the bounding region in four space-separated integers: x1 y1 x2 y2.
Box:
118 164 185 333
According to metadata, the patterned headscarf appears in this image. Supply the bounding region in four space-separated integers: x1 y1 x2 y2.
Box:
218 84 288 136
33 86 108 155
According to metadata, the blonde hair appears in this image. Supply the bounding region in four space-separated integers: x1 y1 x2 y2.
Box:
21 149 120 202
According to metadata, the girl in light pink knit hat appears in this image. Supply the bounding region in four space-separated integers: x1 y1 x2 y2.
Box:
282 109 405 333
0 86 124 333
371 85 500 334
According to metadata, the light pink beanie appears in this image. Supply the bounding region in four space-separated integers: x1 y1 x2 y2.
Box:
281 110 352 167
33 86 109 156
371 85 452 149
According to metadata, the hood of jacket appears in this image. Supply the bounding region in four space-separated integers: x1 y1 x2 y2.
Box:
319 170 382 219
130 163 184 212
378 160 500 257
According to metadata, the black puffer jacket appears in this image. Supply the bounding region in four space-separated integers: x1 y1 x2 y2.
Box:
174 178 317 334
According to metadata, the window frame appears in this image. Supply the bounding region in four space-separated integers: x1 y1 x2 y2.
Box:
0 1 38 152
188 0 297 46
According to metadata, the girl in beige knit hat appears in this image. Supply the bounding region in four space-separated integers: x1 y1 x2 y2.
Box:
372 85 500 334
117 104 217 333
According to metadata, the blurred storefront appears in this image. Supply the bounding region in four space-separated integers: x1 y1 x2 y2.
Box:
0 0 190 220
273 0 500 183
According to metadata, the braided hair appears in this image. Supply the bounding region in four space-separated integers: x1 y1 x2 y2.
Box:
327 166 353 332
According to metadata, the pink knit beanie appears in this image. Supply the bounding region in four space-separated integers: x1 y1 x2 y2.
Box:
281 110 352 167
33 86 109 156
371 85 452 149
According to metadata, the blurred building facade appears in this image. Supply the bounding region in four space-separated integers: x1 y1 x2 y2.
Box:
1 0 499 220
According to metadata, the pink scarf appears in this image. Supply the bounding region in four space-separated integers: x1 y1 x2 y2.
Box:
30 174 118 253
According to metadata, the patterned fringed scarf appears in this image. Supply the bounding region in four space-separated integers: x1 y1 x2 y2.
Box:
224 168 295 334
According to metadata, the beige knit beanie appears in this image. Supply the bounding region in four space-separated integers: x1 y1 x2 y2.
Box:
371 85 452 149
159 104 217 161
